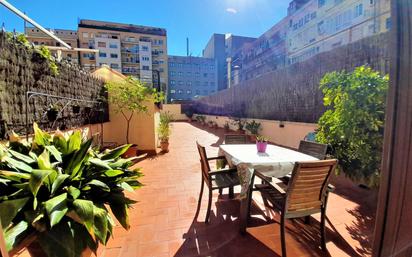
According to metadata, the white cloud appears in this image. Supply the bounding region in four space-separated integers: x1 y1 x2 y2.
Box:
226 8 238 14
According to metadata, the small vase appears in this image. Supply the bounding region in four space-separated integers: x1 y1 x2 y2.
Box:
256 141 268 153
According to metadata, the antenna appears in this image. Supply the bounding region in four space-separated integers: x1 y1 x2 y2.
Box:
186 37 189 56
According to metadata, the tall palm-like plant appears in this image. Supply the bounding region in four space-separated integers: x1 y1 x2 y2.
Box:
106 77 163 144
0 124 143 257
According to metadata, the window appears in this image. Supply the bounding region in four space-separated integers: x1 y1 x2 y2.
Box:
203 73 208 78
82 32 88 38
187 90 192 94
141 46 149 51
386 17 392 30
142 56 150 61
99 52 107 58
110 63 119 69
109 43 118 49
169 62 175 67
178 72 183 76
110 53 118 58
195 72 200 77
311 12 317 19
178 81 184 85
187 82 192 86
187 72 192 76
210 65 215 70
158 40 164 45
97 42 106 47
305 14 310 23
170 71 175 76
171 80 176 85
355 4 363 18
142 66 150 70
178 90 183 94
170 89 176 94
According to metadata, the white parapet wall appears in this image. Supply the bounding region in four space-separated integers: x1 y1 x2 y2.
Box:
196 114 318 149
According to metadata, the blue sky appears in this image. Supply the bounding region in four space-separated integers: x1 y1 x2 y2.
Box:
0 0 289 56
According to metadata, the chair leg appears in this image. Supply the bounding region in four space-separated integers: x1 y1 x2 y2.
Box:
195 178 204 220
280 214 287 257
205 189 213 223
320 207 327 251
218 188 223 195
247 174 256 221
229 186 234 199
304 215 311 224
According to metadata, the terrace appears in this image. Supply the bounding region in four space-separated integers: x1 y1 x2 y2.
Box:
14 122 376 257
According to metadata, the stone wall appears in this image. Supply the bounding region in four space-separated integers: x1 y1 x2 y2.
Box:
188 33 390 123
0 32 108 138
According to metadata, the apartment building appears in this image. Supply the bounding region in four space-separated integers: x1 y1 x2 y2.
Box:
78 19 167 87
231 18 289 85
25 27 79 63
168 55 217 102
203 34 256 91
287 0 391 64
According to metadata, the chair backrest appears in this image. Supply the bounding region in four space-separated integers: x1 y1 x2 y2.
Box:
285 159 337 216
196 142 212 184
298 140 328 160
224 134 248 144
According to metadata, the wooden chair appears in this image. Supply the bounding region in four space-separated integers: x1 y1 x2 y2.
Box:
224 134 248 144
298 140 328 160
251 159 338 257
196 142 241 223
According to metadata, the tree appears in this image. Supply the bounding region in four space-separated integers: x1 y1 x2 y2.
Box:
316 66 389 187
106 77 163 144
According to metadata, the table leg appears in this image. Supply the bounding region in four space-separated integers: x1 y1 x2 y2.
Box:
240 173 256 234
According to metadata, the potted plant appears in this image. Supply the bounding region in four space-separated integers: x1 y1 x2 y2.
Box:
0 123 143 257
158 112 173 152
245 120 262 142
231 118 245 134
256 135 269 153
106 77 163 156
207 121 214 128
46 104 59 122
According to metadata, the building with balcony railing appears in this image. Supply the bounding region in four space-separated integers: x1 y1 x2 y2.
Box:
78 19 167 89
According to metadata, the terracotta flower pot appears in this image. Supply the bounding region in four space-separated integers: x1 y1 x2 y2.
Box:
249 134 257 143
160 141 169 152
122 144 138 158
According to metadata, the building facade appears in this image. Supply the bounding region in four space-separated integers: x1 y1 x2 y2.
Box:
286 0 391 64
25 27 79 63
168 55 217 102
228 0 391 85
203 34 256 91
78 19 168 87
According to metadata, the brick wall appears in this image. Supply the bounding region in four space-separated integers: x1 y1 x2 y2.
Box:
189 33 390 123
0 32 108 138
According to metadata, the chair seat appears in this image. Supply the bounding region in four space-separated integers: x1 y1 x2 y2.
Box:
211 172 240 189
255 183 286 210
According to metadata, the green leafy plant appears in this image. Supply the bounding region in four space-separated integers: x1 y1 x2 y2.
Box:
316 66 389 187
245 120 262 135
106 77 164 144
0 123 143 257
230 118 245 131
158 112 173 142
256 135 268 142
38 46 59 76
196 115 206 124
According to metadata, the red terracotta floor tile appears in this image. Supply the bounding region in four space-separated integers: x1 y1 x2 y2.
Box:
15 122 376 257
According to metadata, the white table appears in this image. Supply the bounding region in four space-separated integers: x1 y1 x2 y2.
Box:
218 144 318 232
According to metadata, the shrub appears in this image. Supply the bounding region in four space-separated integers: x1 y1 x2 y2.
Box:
316 66 389 187
0 124 142 256
158 112 173 142
245 120 262 135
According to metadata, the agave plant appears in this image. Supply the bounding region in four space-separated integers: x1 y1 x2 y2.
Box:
0 124 143 257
